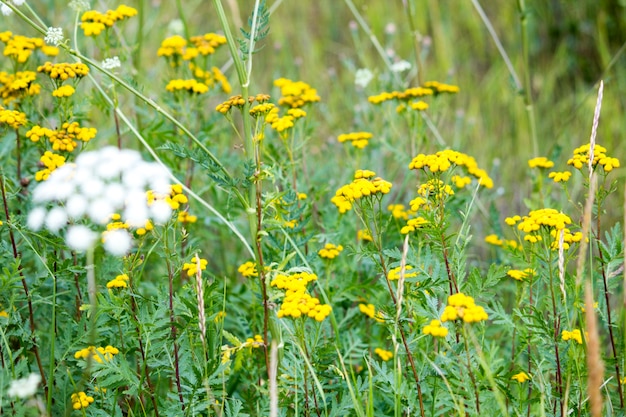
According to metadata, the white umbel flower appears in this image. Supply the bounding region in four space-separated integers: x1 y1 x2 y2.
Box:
44 27 64 46
354 68 373 89
8 373 41 398
101 56 121 70
390 60 411 73
28 147 174 254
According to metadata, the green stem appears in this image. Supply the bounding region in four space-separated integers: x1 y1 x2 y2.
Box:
516 0 539 156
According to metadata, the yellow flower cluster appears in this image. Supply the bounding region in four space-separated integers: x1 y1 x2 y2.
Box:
548 171 572 183
440 292 488 324
157 35 187 58
177 211 197 224
107 274 130 289
0 32 45 63
337 131 373 149
358 229 373 242
318 243 344 259
189 33 227 55
238 261 258 278
561 329 586 345
190 65 231 94
71 392 95 410
52 85 75 98
135 220 154 236
374 348 393 361
400 217 429 234
528 156 554 169
274 78 321 108
106 213 129 231
422 81 460 94
268 113 294 133
567 144 620 172
422 319 448 337
37 62 89 81
26 122 97 152
549 228 583 250
244 334 264 348
271 272 331 322
484 234 518 249
511 372 531 383
0 71 40 104
249 102 275 117
74 345 120 363
0 107 27 129
331 170 392 213
388 204 411 220
409 149 494 189
508 209 577 245
417 179 455 200
80 5 138 36
166 79 209 94
358 303 384 322
388 265 418 281
507 268 535 281
147 184 188 212
35 151 66 181
182 255 208 277
216 93 270 114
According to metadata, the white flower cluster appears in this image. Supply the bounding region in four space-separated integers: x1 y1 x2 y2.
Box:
8 373 41 398
44 27 64 46
28 147 173 255
1 0 25 16
101 56 121 70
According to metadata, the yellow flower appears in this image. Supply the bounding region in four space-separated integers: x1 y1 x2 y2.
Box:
74 345 120 363
331 170 392 213
357 229 373 242
52 85 75 97
440 292 488 324
182 255 208 277
271 272 331 322
561 329 586 345
177 211 197 224
71 392 95 410
388 204 409 220
410 100 429 111
338 131 373 149
409 149 493 189
400 217 429 234
214 311 226 323
274 77 321 108
358 303 384 323
38 62 89 80
548 171 572 183
245 334 264 348
388 265 417 281
485 234 503 246
507 268 534 281
422 319 448 337
511 372 531 383
238 261 258 278
528 157 554 169
0 310 8 318
374 348 393 361
0 107 27 129
318 243 344 259
106 274 129 289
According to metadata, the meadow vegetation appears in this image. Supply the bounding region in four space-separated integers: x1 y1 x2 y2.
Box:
0 1 625 416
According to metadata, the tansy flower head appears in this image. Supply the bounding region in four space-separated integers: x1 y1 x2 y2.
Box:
374 348 393 361
106 273 129 289
388 265 418 281
409 149 493 188
548 171 572 183
182 255 208 277
568 143 620 172
561 329 587 345
511 372 531 383
358 303 384 323
274 77 320 108
71 392 94 410
337 131 373 149
440 292 488 324
400 217 429 234
238 261 258 278
422 319 448 337
528 156 554 169
318 243 343 259
331 170 392 213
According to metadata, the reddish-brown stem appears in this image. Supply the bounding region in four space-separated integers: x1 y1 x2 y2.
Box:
15 130 21 182
0 173 47 396
166 259 185 411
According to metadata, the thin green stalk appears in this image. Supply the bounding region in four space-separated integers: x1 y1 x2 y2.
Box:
516 0 539 157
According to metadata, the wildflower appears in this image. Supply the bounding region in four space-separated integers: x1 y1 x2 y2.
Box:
561 329 586 345
390 60 411 73
568 143 620 172
511 372 531 383
271 272 331 322
0 107 27 129
331 170 392 213
318 243 344 259
157 34 187 59
52 85 75 97
440 292 488 324
177 211 197 224
0 309 8 317
101 56 121 70
1 1 25 17
182 255 208 277
44 27 63 46
106 273 129 289
357 229 373 242
354 68 373 88
7 373 41 398
374 348 393 361
28 147 172 253
74 345 120 363
422 319 448 337
245 334 264 348
80 5 137 37
166 78 209 94
422 81 460 94
400 217 428 234
358 303 384 323
189 33 226 55
37 62 89 80
409 149 493 188
528 156 554 169
507 268 535 281
214 311 226 322
297 192 308 200
337 131 373 149
71 392 95 410
270 115 295 133
238 261 258 278
485 234 503 246
388 204 410 220
410 100 428 111
388 265 417 281
274 77 321 108
548 171 572 183
505 215 521 226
